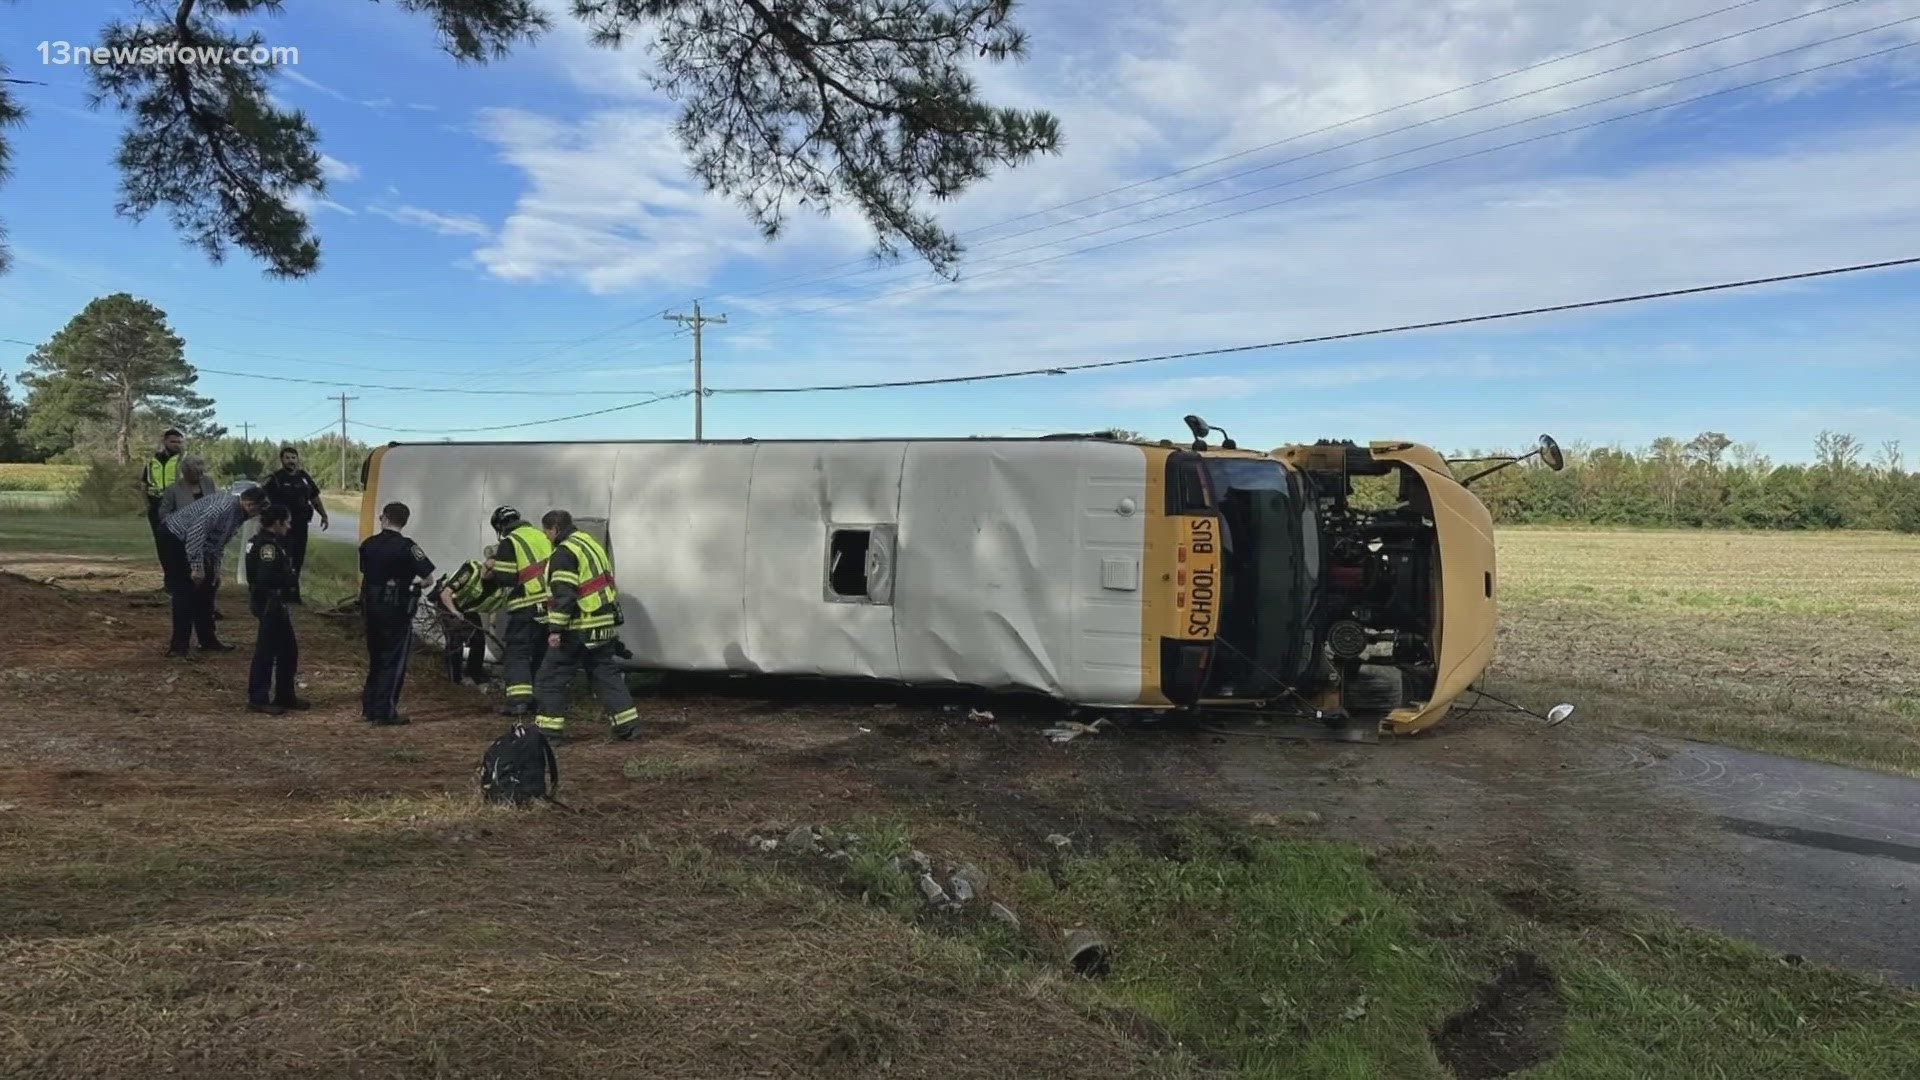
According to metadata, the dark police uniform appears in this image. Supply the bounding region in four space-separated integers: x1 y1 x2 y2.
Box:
359 528 435 724
245 530 300 710
261 466 324 602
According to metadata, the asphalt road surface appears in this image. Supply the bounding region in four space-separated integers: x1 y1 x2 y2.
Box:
1206 716 1920 986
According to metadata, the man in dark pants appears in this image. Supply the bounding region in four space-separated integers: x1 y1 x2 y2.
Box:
533 509 640 741
260 446 330 603
360 501 436 726
484 506 553 716
244 506 310 715
141 429 185 575
161 487 264 657
432 553 500 686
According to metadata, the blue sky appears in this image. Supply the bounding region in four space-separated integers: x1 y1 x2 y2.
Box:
1 0 1916 461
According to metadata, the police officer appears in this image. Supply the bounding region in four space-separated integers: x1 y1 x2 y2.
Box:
141 429 185 573
260 446 330 603
533 509 639 741
360 501 435 726
484 506 553 716
244 506 308 715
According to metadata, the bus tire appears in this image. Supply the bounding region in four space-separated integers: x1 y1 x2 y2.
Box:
1343 665 1404 714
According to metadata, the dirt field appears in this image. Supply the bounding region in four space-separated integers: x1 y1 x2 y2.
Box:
3 551 1919 1078
1494 528 1920 775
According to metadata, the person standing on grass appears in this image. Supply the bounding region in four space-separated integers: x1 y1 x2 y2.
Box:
161 487 265 657
244 506 309 716
260 446 329 604
532 510 639 742
140 429 185 575
157 454 221 623
360 501 436 726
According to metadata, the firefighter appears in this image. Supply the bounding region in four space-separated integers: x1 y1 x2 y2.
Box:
360 501 436 726
141 429 185 573
431 547 502 686
484 506 552 716
532 510 639 740
244 506 308 715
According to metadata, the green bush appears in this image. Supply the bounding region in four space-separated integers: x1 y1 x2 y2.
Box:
69 461 145 517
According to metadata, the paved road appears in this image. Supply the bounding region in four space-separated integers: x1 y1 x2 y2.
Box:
1206 718 1920 986
1636 740 1920 983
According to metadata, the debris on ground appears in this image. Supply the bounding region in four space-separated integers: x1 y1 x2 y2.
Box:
966 709 996 725
918 874 949 905
950 864 988 904
991 902 1021 928
1043 718 1111 744
1045 833 1073 852
1063 929 1112 978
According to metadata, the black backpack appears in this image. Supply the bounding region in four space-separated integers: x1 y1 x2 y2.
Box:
481 724 559 806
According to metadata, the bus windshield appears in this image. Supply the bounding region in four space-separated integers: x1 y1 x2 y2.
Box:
1202 456 1314 698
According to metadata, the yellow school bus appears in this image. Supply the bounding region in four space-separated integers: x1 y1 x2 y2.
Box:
363 426 1502 734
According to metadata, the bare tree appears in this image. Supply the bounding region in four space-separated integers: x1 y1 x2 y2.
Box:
1814 430 1864 472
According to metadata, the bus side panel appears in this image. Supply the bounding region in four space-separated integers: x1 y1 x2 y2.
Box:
607 444 754 671
376 444 621 587
893 442 1145 702
743 443 905 678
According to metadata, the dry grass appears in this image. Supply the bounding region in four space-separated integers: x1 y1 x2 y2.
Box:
0 463 86 492
1495 527 1920 775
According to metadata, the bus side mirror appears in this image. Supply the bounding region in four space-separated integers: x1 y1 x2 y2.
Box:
1539 435 1565 471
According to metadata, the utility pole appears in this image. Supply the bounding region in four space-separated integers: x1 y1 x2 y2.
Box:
333 394 357 490
239 422 252 473
663 300 726 441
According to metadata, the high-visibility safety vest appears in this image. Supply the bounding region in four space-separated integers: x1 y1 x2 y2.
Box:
143 453 180 500
546 531 621 632
499 522 554 612
444 560 506 615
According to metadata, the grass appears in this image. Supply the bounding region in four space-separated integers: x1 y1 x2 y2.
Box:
0 510 363 606
0 463 85 492
1494 527 1920 776
794 821 1920 1079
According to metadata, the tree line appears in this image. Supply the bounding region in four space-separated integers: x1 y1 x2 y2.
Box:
0 293 369 496
1466 431 1920 533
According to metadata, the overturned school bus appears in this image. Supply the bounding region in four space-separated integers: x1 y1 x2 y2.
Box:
363 421 1545 734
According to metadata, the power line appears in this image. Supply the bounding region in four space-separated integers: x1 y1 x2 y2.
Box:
731 34 1920 328
348 390 694 435
709 255 1920 395
705 0 1812 303
780 0 1875 297
191 365 648 396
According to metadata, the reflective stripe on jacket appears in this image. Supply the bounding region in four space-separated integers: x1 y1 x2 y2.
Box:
495 522 553 612
546 531 620 631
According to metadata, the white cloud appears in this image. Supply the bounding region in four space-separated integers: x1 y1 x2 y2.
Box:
370 205 492 238
694 120 1920 408
286 189 357 217
281 70 349 102
470 108 862 293
319 154 360 184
